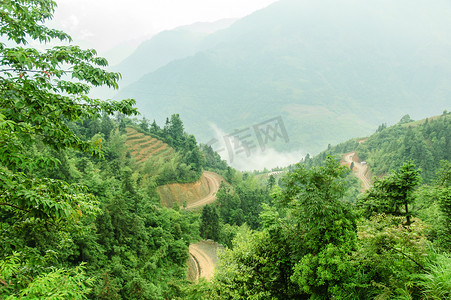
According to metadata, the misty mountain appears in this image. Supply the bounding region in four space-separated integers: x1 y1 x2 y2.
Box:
112 19 237 89
116 0 451 154
102 38 144 67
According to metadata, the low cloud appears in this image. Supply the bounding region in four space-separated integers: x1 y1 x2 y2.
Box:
207 123 304 171
224 147 303 171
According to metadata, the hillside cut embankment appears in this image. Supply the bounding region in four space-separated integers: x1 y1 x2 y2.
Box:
157 171 225 281
157 171 224 209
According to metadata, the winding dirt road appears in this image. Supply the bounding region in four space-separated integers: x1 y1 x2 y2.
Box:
185 171 222 209
343 152 371 191
157 171 224 280
185 172 224 281
188 242 216 281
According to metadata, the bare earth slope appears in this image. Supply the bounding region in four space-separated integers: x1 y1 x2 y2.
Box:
157 171 224 209
124 127 225 280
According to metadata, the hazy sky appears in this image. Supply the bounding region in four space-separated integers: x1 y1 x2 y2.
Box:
51 0 278 53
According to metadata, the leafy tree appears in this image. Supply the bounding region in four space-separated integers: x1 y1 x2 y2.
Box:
212 227 298 299
399 114 414 124
353 215 430 298
360 160 422 225
224 166 234 184
217 223 239 249
213 156 357 299
278 156 357 297
267 174 275 190
139 116 149 132
0 0 136 297
100 112 115 140
118 118 127 134
376 122 387 132
149 119 161 135
200 205 220 240
169 113 184 148
235 184 269 230
200 144 227 171
183 134 205 174
437 160 451 188
432 160 451 250
0 255 94 299
215 183 242 226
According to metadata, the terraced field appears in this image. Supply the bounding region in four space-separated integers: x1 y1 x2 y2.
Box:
125 127 175 164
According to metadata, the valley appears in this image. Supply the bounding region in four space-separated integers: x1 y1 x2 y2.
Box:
114 0 451 156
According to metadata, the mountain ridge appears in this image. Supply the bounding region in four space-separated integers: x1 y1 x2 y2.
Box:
115 0 451 154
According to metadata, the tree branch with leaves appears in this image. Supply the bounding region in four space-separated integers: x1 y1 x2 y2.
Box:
0 1 137 297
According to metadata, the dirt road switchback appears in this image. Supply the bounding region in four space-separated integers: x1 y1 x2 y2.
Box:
157 171 226 281
157 171 224 209
343 152 371 191
185 171 223 209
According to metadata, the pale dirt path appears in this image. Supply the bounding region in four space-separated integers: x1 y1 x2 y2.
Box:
343 152 371 191
185 172 224 281
184 171 222 209
189 243 216 281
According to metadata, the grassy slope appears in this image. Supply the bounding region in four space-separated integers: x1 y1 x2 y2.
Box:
124 127 175 164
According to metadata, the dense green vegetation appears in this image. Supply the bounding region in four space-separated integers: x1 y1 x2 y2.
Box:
0 2 201 298
192 157 451 299
189 114 451 299
309 113 451 183
1 1 450 299
1 114 204 298
357 113 451 183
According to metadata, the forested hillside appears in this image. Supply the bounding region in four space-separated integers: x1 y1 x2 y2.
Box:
201 158 451 299
187 114 451 299
1 1 450 299
308 112 451 183
0 2 206 298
